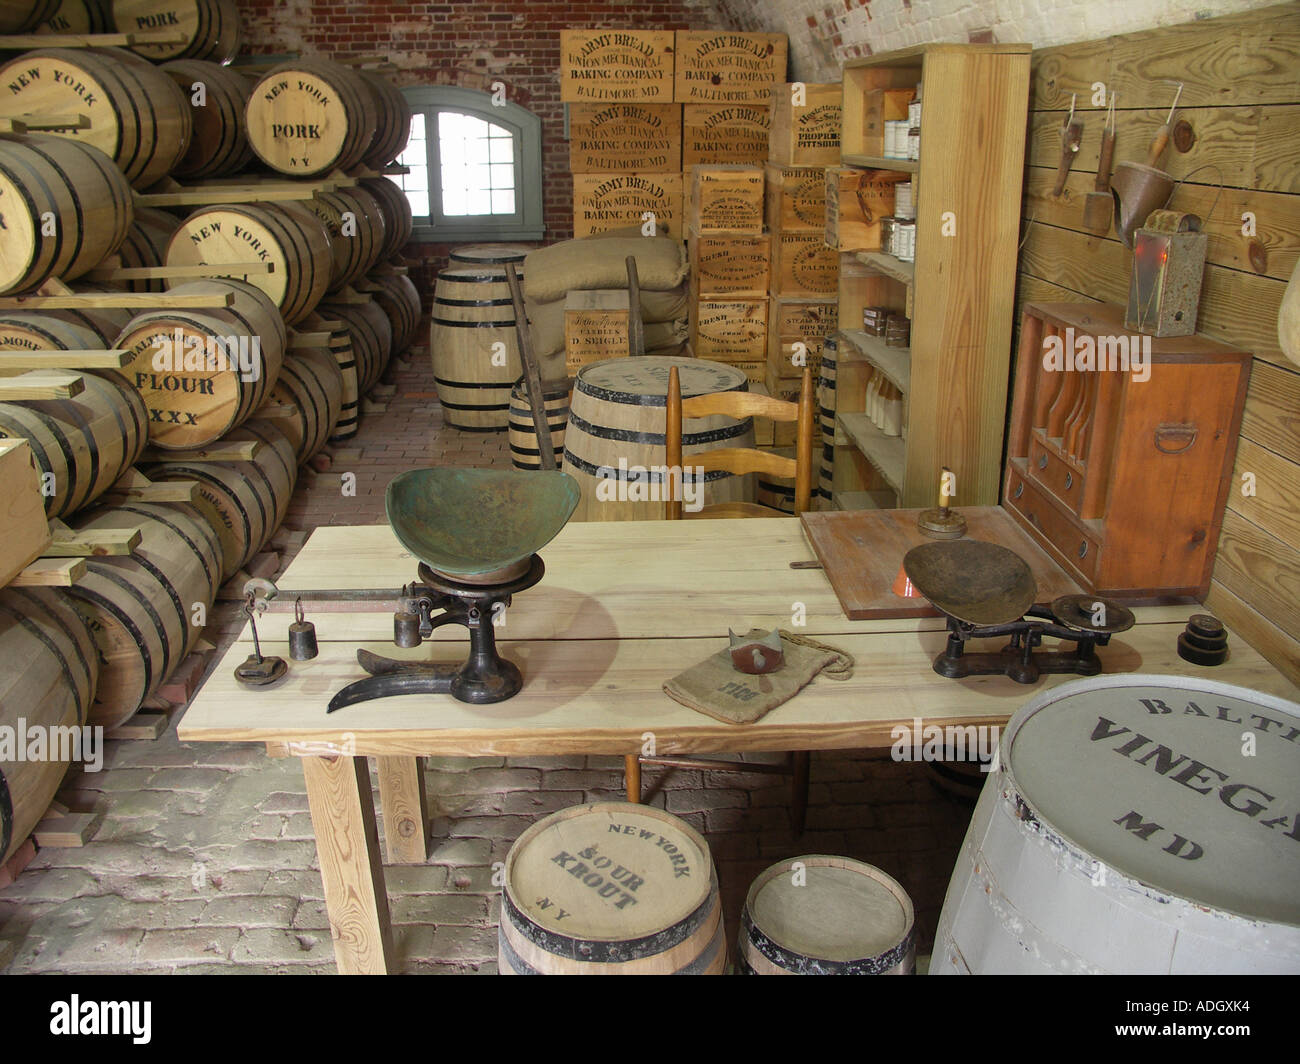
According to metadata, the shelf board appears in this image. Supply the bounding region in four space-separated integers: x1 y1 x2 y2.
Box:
833 489 898 511
837 413 906 495
836 330 911 392
852 250 915 287
840 153 919 173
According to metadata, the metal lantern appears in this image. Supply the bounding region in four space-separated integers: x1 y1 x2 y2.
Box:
1125 209 1208 337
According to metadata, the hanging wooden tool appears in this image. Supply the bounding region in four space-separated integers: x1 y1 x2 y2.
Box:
625 256 645 358
1051 94 1083 197
1082 93 1116 233
505 262 557 471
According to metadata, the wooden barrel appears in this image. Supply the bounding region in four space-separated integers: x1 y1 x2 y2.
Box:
39 0 110 32
264 348 343 464
756 447 796 514
114 208 182 295
0 375 147 521
144 420 296 579
563 357 754 521
114 279 287 450
318 299 391 395
165 202 332 325
0 134 134 295
0 586 97 865
3 0 59 30
298 312 360 443
0 48 191 190
303 187 387 294
361 177 414 260
367 271 420 355
448 244 530 266
508 377 570 470
357 69 411 170
816 334 837 509
246 59 378 177
934 676 1300 975
113 0 239 62
67 502 222 728
162 59 254 179
430 263 523 430
498 802 726 975
739 857 915 975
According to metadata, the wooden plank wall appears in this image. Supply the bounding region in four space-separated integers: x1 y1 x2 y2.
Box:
1016 1 1300 685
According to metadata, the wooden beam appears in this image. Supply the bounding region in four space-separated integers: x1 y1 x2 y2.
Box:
0 350 130 371
376 757 430 865
0 372 85 399
0 292 234 311
84 263 274 282
10 558 86 587
45 523 142 558
141 439 262 462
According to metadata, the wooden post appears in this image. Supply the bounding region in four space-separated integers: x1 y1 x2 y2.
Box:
505 262 557 470
376 756 430 865
626 255 645 358
624 754 642 804
301 756 395 975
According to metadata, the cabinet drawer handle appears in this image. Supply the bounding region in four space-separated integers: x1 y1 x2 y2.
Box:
1064 471 1073 491
1038 453 1048 469
1078 540 1088 559
1155 423 1198 454
1014 481 1024 499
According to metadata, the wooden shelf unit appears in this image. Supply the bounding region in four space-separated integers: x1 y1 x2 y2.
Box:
832 42 1031 509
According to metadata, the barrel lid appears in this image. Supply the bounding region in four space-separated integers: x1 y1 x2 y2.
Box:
503 802 712 940
449 244 531 264
747 856 913 964
576 356 747 405
1005 675 1300 926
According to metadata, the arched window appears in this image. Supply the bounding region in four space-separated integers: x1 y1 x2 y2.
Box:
390 86 544 242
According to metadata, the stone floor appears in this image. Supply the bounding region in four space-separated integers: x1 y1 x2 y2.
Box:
0 348 977 974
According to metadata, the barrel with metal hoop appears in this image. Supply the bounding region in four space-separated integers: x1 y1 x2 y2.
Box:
933 674 1300 974
816 333 837 509
508 376 570 470
562 356 755 521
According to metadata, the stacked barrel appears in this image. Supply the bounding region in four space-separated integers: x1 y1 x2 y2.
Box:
0 24 417 768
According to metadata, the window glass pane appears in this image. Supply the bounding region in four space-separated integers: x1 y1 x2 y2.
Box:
403 166 428 192
434 108 518 218
491 189 515 214
467 188 492 215
488 138 513 164
409 112 426 140
489 164 513 190
390 127 431 219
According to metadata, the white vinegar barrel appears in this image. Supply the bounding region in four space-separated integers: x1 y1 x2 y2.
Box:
933 675 1300 975
816 334 837 510
499 802 726 975
739 856 916 974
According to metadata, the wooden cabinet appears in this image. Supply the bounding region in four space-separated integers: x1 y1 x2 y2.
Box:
831 43 1030 509
1005 302 1251 599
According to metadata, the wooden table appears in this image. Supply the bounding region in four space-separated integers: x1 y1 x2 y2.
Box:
178 518 1300 974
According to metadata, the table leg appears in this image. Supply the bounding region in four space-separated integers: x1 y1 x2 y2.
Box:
377 756 430 864
624 754 642 803
302 755 395 975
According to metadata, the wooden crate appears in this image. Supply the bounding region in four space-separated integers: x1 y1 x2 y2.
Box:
560 30 675 103
689 232 771 297
690 298 769 364
564 290 631 374
674 31 788 104
770 231 840 297
842 84 915 159
765 164 827 233
572 172 683 237
767 332 824 382
771 297 837 340
687 165 765 234
0 439 52 587
768 82 842 165
569 103 682 173
825 167 908 251
683 104 771 166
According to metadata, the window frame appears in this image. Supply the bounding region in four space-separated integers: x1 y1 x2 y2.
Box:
396 85 545 243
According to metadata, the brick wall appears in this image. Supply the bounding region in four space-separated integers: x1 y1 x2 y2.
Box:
235 0 725 302
713 0 1280 82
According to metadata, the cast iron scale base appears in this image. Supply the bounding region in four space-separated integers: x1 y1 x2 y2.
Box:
326 556 545 712
904 540 1135 685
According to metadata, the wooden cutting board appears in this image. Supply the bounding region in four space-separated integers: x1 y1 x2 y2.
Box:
800 506 1084 620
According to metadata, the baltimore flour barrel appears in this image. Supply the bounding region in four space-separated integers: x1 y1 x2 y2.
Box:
143 420 296 579
499 802 726 975
739 856 915 975
0 48 192 190
165 202 333 325
430 262 522 430
508 377 570 470
67 502 222 729
0 135 133 295
933 675 1300 975
563 356 754 521
114 279 287 450
0 587 97 865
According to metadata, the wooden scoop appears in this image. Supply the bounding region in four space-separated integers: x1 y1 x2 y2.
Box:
1082 94 1116 232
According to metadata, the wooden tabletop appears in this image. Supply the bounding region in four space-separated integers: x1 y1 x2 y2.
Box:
178 519 1300 756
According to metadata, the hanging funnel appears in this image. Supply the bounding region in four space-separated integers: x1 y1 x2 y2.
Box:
1111 161 1175 249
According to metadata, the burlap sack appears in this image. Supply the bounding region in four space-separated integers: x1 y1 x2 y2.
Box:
527 284 691 358
663 630 854 725
523 234 688 304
